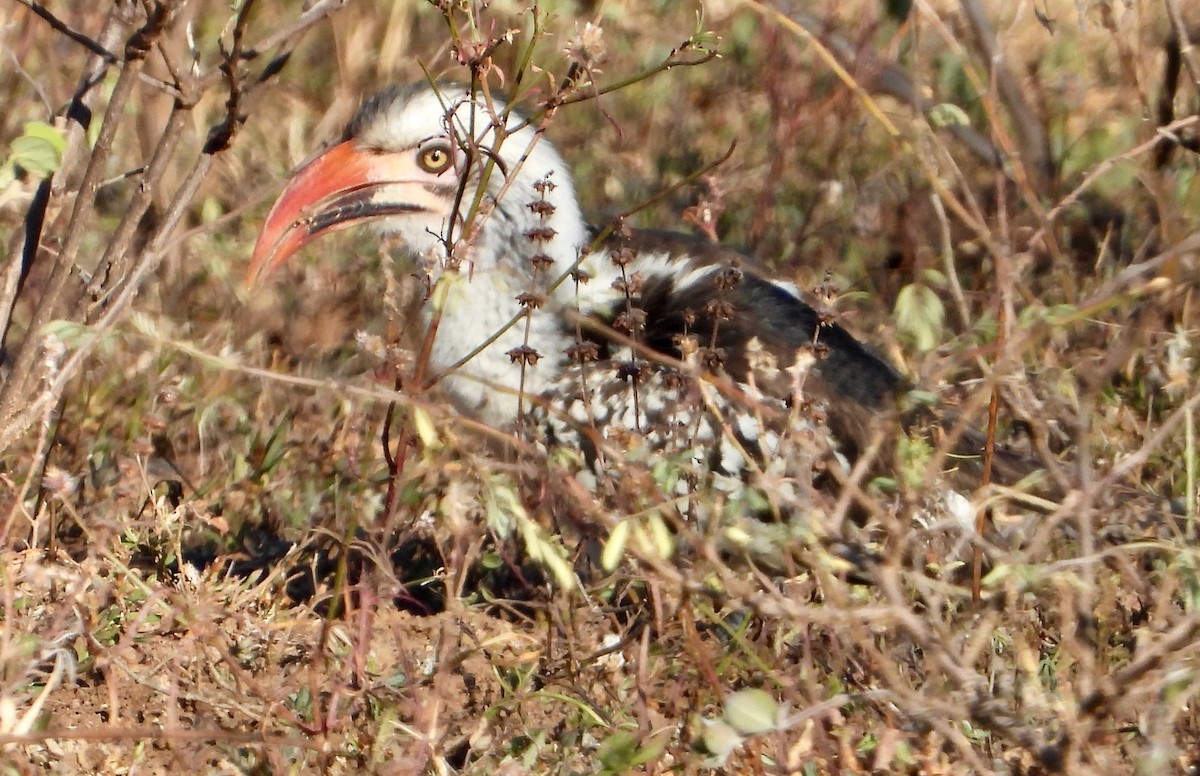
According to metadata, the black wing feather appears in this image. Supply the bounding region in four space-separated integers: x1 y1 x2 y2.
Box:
589 227 904 409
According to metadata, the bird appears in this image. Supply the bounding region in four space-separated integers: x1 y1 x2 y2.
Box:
247 82 932 556
246 83 1200 593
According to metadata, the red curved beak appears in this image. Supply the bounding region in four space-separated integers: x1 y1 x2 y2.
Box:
247 141 378 286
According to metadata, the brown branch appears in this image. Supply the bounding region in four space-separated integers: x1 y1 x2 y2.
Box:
204 0 259 154
0 4 136 368
0 0 359 450
0 725 331 750
12 0 182 97
958 0 1054 189
0 6 155 443
1164 0 1200 104
1079 614 1200 718
84 107 193 313
769 0 1002 167
13 0 118 63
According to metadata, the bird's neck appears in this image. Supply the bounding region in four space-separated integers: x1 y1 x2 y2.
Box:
418 188 590 427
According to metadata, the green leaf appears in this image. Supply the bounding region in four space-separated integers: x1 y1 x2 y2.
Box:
632 515 674 561
595 730 668 774
920 267 947 286
129 311 163 339
897 435 933 489
894 283 946 353
249 419 290 477
601 519 630 571
22 121 67 154
645 511 674 560
516 514 575 591
723 688 780 735
0 160 16 191
701 719 742 761
410 407 442 449
928 102 970 128
40 319 96 348
199 195 224 223
868 475 898 493
742 486 770 514
901 389 939 410
596 730 639 771
10 121 67 178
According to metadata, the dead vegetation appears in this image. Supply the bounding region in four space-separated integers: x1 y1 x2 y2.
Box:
1 0 1199 772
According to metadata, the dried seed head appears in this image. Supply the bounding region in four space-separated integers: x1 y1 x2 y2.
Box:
528 200 556 217
564 21 606 67
515 291 545 309
615 360 649 381
42 466 79 499
507 345 542 366
610 272 645 296
699 346 727 372
704 299 735 321
566 341 601 364
158 384 181 407
610 247 636 268
612 308 647 334
745 337 778 374
674 333 700 359
813 272 839 305
715 266 743 291
660 369 687 391
145 413 168 434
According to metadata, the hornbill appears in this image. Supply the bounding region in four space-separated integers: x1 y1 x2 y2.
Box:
248 83 972 547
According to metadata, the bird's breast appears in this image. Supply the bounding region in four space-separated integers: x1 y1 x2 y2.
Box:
423 269 572 427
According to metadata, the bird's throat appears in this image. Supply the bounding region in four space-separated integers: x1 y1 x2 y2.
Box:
418 253 576 429
408 174 590 427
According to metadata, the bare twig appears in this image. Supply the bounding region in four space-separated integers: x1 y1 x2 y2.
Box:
958 0 1054 189
768 0 1002 167
0 725 332 750
0 0 354 450
13 0 118 63
0 4 156 442
1164 0 1200 103
0 4 136 369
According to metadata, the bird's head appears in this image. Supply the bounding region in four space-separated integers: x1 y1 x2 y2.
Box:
248 83 586 286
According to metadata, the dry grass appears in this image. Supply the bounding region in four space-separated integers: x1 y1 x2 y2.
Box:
1 0 1199 772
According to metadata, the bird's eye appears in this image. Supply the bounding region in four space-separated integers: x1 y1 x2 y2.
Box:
417 143 453 174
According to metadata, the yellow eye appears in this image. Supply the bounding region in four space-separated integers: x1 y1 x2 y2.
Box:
417 143 452 174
